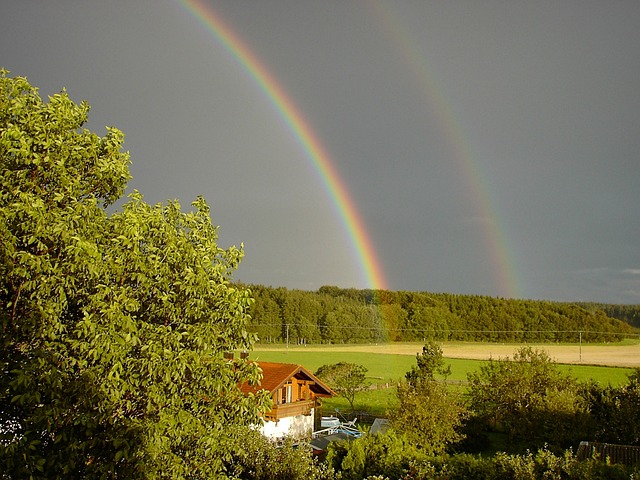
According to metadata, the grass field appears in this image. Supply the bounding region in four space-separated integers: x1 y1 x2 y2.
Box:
251 341 637 386
250 342 638 418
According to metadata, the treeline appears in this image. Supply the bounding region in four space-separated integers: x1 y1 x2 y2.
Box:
579 302 640 328
246 285 638 344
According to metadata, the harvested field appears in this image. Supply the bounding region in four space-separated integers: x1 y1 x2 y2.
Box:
444 342 639 367
262 341 640 368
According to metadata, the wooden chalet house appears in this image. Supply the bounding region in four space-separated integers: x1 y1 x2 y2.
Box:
240 361 335 440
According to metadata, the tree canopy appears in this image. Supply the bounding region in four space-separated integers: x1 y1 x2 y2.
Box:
315 362 368 410
247 285 638 345
390 343 467 455
467 347 589 451
0 71 270 478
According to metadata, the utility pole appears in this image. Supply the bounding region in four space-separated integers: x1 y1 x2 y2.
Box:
286 324 289 351
579 331 582 362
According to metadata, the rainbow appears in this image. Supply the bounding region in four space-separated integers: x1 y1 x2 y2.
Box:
177 0 388 290
368 1 521 299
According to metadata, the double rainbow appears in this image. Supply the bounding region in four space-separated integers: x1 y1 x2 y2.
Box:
177 1 521 298
369 1 520 299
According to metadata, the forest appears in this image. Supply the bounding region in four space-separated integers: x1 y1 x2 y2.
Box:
247 285 639 344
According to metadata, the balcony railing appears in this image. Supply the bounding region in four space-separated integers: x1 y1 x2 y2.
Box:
264 399 314 421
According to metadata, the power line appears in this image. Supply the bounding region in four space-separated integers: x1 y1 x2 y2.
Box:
247 323 640 337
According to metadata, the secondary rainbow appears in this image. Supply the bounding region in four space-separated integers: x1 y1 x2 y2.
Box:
177 0 388 290
368 1 521 299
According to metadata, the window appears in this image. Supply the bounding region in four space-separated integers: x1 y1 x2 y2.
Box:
280 383 293 404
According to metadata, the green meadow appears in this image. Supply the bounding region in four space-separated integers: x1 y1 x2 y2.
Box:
249 349 414 384
250 346 634 417
250 347 633 386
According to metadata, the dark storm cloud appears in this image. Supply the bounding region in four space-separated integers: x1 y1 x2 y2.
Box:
2 0 638 303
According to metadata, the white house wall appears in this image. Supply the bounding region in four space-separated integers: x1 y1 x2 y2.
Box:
260 408 315 440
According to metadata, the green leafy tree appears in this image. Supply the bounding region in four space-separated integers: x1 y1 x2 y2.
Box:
405 342 451 385
467 346 589 451
378 303 407 341
0 71 271 478
319 311 344 344
223 427 328 480
390 342 467 455
392 380 467 456
315 362 368 410
583 368 640 446
326 430 429 480
248 285 282 343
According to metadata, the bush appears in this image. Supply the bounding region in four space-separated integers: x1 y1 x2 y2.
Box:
493 448 638 480
224 428 329 480
467 347 590 452
327 431 428 479
327 437 640 480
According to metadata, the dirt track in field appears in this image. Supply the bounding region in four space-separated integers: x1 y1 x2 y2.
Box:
279 343 640 368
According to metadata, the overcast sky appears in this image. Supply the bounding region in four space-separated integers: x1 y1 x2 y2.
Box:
2 1 639 304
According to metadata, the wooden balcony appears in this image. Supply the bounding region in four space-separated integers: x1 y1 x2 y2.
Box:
264 399 314 421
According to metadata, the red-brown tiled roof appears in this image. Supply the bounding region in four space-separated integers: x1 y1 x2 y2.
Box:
240 362 335 397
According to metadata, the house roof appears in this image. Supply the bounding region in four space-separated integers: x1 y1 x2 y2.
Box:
240 362 335 398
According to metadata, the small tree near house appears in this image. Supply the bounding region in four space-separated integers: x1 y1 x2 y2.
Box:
315 362 368 410
390 342 467 455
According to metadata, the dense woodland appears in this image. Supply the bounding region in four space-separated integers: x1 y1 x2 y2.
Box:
579 302 640 328
247 285 639 344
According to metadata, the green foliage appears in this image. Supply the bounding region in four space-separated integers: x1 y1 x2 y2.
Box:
391 380 468 455
390 343 467 455
328 434 640 480
579 302 640 329
248 286 637 345
405 342 451 385
0 71 270 478
582 368 640 445
223 427 329 480
467 347 590 452
492 448 636 480
326 431 428 479
315 362 368 410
